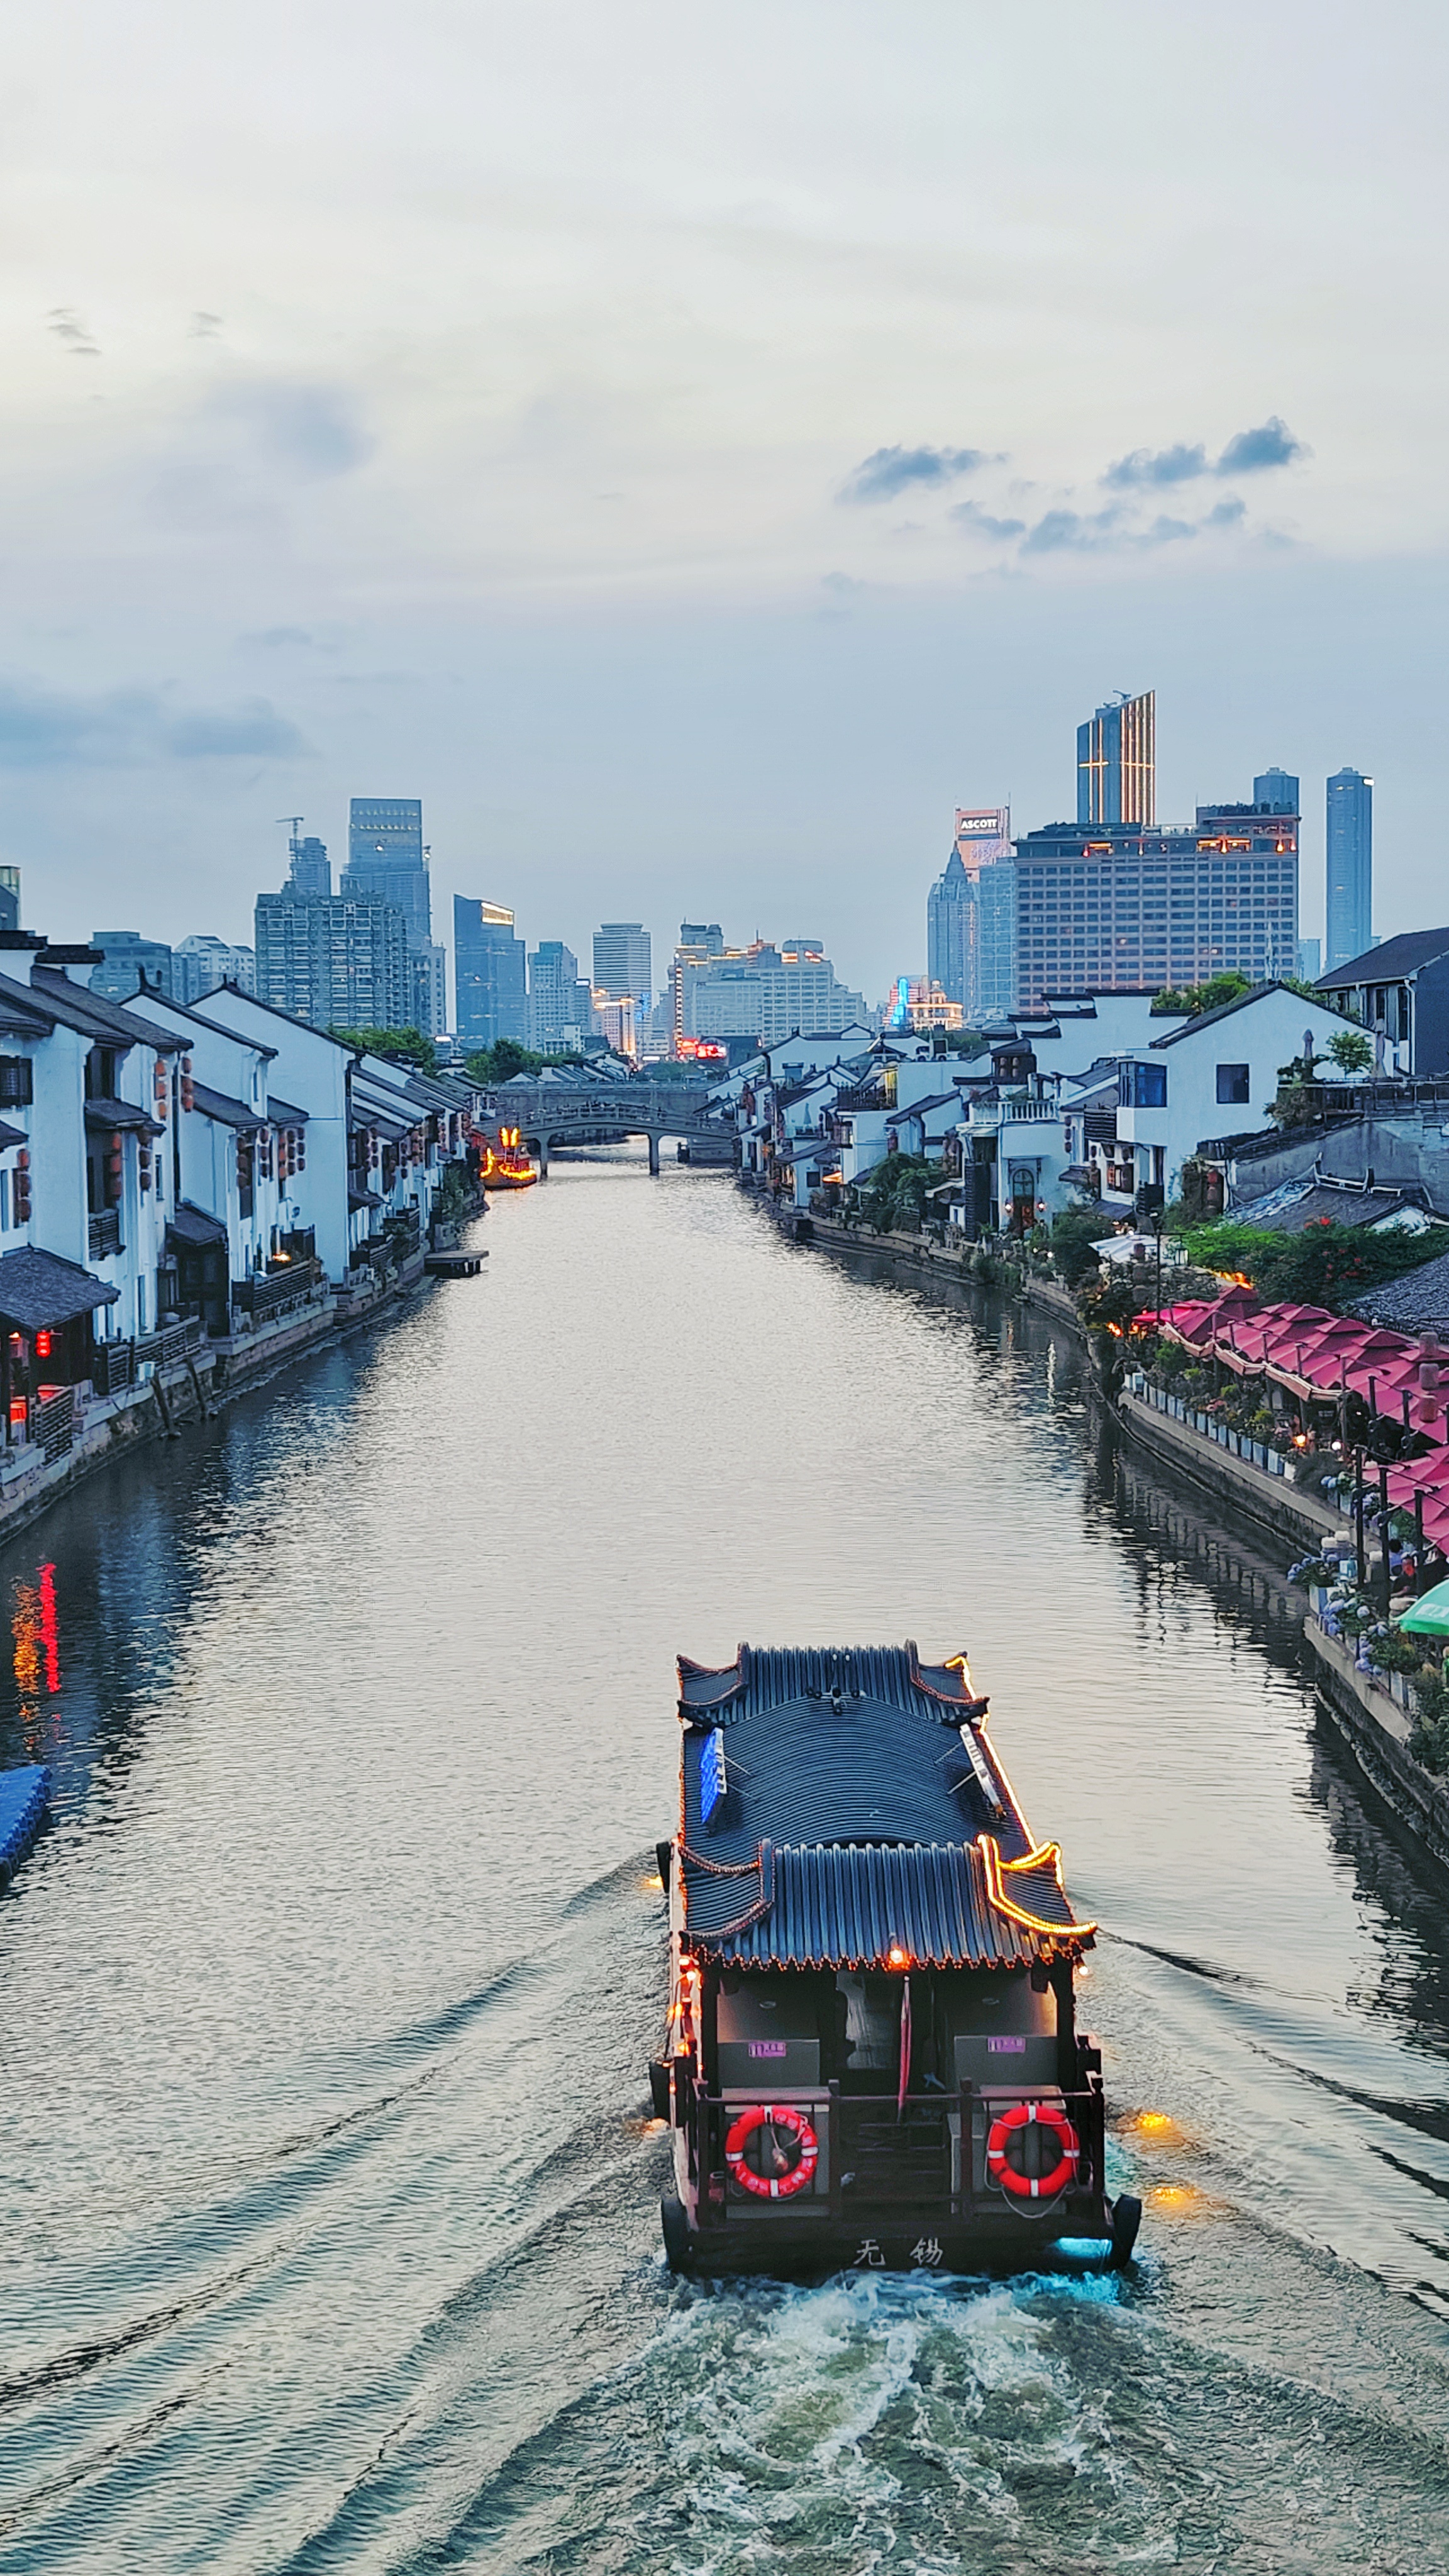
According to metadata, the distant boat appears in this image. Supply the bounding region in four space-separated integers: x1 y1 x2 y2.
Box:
480 1126 537 1191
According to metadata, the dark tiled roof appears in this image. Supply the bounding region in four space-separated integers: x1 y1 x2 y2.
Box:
0 1120 26 1150
1352 1252 1449 1331
0 1246 119 1328
702 1840 1077 1972
348 1186 383 1212
267 1094 309 1125
167 1202 228 1248
1150 981 1284 1046
26 967 179 1053
187 1080 263 1131
674 1643 1089 1970
1318 928 1449 984
84 1096 165 1136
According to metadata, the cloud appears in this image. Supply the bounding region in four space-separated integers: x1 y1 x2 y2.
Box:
206 382 373 479
188 312 223 338
1102 419 1306 490
0 678 311 768
1103 441 1208 490
48 308 100 358
821 571 868 594
1020 506 1123 555
838 444 997 504
1204 496 1246 526
244 626 316 649
1214 416 1307 474
952 500 1027 540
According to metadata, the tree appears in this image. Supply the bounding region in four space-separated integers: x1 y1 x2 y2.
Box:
330 1024 437 1073
465 1036 545 1084
1327 1028 1374 1076
1049 1201 1108 1287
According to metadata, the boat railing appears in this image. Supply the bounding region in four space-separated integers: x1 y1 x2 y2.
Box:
688 2080 1104 2222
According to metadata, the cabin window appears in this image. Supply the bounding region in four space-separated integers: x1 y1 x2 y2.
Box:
1215 1062 1251 1106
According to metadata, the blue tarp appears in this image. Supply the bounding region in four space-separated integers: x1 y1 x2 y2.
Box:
0 1763 51 1882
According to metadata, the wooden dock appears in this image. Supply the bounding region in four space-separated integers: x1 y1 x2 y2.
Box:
425 1249 487 1277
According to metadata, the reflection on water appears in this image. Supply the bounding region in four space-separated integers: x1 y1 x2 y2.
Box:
3 1155 1449 2572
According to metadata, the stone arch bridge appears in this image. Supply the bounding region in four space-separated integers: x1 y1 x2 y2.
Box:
482 1081 735 1177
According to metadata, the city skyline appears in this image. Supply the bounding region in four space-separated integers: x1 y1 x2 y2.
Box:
4 5 1445 993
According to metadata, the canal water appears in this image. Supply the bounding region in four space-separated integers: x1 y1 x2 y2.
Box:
4 1155 1449 2573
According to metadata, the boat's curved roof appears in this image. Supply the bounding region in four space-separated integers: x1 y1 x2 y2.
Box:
674 1643 1092 1971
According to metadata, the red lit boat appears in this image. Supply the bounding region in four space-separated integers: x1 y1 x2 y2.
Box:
480 1126 537 1189
650 1641 1140 2276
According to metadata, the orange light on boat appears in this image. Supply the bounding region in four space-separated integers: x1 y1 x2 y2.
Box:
887 1944 909 1969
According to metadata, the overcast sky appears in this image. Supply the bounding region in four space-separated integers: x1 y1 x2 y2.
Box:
3 0 1446 999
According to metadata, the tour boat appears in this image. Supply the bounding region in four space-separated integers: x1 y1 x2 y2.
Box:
480 1126 537 1190
651 1642 1140 2275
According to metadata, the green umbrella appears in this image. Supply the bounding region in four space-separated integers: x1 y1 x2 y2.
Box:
1399 1581 1449 1637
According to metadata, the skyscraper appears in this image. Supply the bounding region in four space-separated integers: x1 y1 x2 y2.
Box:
287 833 331 899
254 890 409 1028
1077 691 1155 828
1325 768 1373 970
927 809 1015 1019
592 923 652 1004
1012 813 1297 1002
528 941 591 1053
343 799 431 947
0 869 21 935
1254 767 1300 814
454 897 528 1050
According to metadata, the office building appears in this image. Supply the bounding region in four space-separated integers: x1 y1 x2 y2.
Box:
0 869 19 935
89 931 174 1000
454 897 527 1050
591 992 637 1057
927 808 1016 1020
1326 767 1373 970
528 941 592 1054
1012 813 1298 1004
1297 937 1321 982
1254 768 1300 814
343 798 431 947
592 923 652 1005
1077 691 1155 828
174 936 257 1004
679 936 867 1046
672 923 728 1048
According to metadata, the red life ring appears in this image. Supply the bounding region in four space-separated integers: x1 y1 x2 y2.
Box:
985 2101 1079 2202
724 2104 819 2199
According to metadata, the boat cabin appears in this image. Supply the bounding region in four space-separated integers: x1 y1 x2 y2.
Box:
653 1642 1139 2273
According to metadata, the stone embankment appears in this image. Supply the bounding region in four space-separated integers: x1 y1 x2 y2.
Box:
757 1186 1449 1885
0 1236 453 1550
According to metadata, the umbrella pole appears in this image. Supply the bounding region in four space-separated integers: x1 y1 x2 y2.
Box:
1416 1492 1426 1597
1355 1448 1367 1591
1379 1465 1392 1619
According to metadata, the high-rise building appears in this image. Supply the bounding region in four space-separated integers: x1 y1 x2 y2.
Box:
1012 813 1297 1002
89 932 174 999
1325 768 1373 970
592 923 652 1004
528 941 592 1053
286 833 331 900
454 897 528 1050
672 923 728 1048
1254 767 1300 814
409 941 448 1038
0 869 19 935
590 992 637 1057
343 798 431 947
928 809 1015 1019
174 935 257 1003
1297 937 1322 982
254 891 409 1028
678 936 867 1045
1077 691 1155 828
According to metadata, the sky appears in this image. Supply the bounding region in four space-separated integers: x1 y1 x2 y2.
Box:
3 0 1447 1001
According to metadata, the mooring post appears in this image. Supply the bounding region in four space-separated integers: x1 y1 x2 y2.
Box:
537 1136 548 1179
648 1130 660 1177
